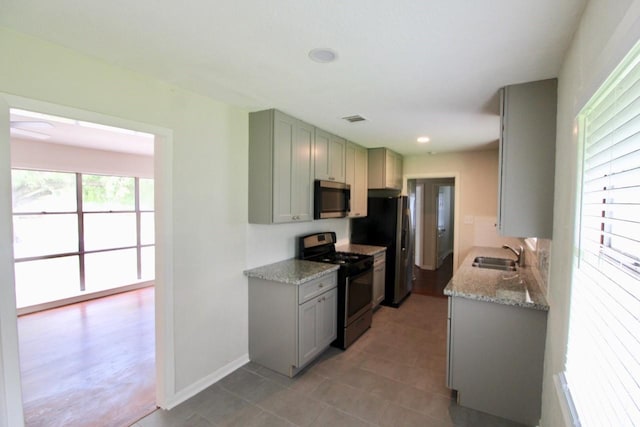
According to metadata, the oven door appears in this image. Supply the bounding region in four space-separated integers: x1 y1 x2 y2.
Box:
345 268 373 326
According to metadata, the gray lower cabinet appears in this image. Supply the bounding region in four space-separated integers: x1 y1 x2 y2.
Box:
447 296 547 426
249 272 337 377
372 251 386 307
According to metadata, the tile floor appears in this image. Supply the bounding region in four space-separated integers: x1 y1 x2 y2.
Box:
134 294 525 427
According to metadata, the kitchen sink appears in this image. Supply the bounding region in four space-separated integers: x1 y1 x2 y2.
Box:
472 256 517 271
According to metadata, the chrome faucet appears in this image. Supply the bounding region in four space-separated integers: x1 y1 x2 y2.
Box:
502 244 524 266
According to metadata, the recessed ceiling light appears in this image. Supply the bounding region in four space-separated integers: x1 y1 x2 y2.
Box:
417 136 430 143
309 48 337 63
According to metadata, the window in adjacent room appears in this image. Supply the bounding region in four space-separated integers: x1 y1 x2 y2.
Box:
12 169 155 309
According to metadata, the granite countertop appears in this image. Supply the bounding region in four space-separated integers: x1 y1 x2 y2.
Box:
336 243 387 256
244 259 339 285
444 246 549 311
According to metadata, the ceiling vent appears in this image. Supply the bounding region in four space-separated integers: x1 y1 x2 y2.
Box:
342 115 367 123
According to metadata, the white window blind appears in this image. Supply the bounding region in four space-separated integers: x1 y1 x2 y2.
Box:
565 41 640 426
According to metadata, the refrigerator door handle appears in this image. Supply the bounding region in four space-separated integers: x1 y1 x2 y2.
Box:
401 208 410 253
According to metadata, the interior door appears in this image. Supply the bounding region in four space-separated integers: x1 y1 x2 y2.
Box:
435 185 453 268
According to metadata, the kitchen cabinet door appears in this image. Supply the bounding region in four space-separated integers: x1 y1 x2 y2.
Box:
372 252 386 307
447 296 547 425
298 287 337 368
315 129 346 183
249 109 314 224
298 296 320 367
317 288 338 348
346 142 368 217
498 79 557 238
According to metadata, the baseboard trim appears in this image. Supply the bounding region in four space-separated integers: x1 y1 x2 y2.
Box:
17 281 154 315
164 353 250 410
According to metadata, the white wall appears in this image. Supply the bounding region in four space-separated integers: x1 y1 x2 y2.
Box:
246 220 349 269
541 1 640 425
0 27 250 421
0 27 360 424
11 138 154 177
404 150 520 270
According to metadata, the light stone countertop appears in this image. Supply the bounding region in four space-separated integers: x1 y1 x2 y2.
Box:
336 243 387 256
444 246 549 311
243 259 339 285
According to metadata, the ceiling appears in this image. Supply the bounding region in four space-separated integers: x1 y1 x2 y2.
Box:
0 0 587 155
10 110 154 155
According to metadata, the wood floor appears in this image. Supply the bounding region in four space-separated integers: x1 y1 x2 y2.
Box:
412 254 454 298
17 287 156 427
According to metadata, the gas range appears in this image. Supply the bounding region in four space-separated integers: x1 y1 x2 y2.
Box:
318 252 369 264
307 251 373 277
298 231 374 349
299 235 373 276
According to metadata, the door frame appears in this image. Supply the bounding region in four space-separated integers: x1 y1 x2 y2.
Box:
404 173 460 271
434 183 454 269
0 94 175 426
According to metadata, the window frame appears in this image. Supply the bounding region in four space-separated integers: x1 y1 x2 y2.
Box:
12 169 154 300
564 40 640 426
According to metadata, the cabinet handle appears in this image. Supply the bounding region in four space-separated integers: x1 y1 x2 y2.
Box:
355 213 360 216
318 298 322 303
328 177 335 181
319 283 324 288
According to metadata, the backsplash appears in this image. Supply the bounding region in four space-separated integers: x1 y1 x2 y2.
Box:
523 237 551 295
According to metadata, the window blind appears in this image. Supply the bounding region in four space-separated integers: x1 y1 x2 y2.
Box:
565 42 640 426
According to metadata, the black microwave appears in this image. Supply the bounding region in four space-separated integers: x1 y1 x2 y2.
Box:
314 180 350 219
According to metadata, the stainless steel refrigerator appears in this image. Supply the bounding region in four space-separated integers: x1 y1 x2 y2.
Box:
350 195 414 307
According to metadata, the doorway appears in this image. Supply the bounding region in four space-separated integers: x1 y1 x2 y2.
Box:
408 178 456 297
0 95 175 426
10 108 157 425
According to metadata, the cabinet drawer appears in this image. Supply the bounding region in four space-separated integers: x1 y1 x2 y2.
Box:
298 274 337 304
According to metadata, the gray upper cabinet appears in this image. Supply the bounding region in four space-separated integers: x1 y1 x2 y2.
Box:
249 109 314 224
315 129 346 183
345 142 368 217
498 79 557 238
368 147 403 190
